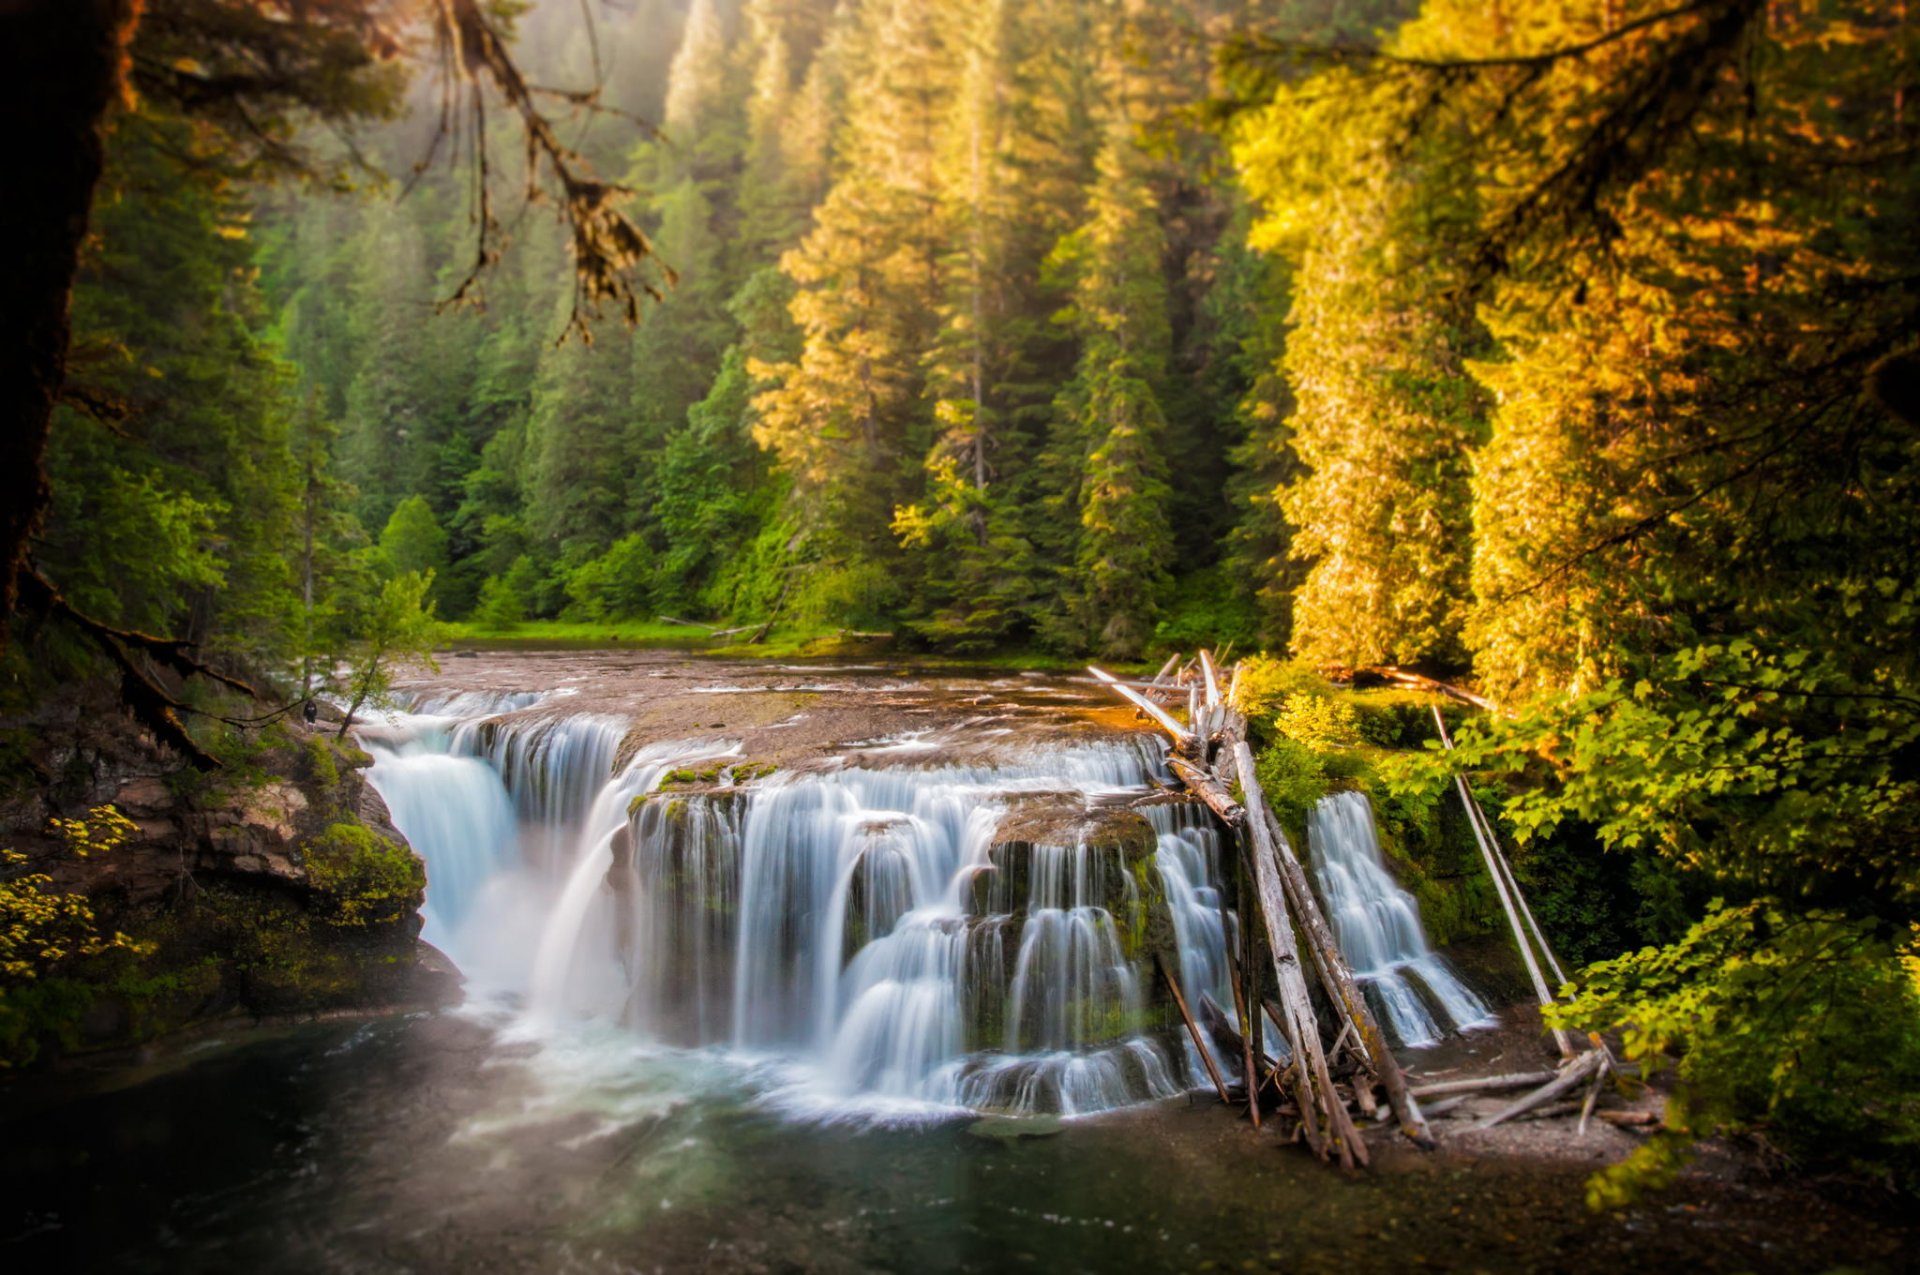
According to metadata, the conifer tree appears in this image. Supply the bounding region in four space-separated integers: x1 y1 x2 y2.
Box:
1044 123 1178 658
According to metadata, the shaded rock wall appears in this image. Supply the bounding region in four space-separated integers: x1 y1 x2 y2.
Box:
0 683 448 1066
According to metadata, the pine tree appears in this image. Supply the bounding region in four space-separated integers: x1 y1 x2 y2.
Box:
1043 123 1178 658
752 0 953 611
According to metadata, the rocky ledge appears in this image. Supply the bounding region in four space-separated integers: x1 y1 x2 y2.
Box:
0 683 453 1068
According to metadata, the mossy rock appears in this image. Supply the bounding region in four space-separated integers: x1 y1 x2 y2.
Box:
301 822 426 929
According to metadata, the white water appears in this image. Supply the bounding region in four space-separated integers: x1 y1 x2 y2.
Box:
360 691 1485 1117
1307 790 1492 1048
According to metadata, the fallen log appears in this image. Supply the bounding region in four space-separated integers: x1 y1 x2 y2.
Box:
1168 756 1246 828
1259 800 1433 1149
1330 664 1500 713
1090 666 1190 742
1409 1070 1558 1100
1473 1049 1608 1131
1235 742 1367 1169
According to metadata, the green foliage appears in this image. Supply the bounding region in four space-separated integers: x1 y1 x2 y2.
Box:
336 571 443 731
378 495 451 582
1554 904 1920 1202
1228 656 1335 725
1253 737 1330 846
1152 567 1261 657
1 808 150 1066
473 574 527 629
302 823 425 928
1 808 144 985
1273 693 1362 752
564 535 653 622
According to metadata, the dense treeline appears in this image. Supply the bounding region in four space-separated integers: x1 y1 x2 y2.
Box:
262 0 1410 657
10 0 1919 1204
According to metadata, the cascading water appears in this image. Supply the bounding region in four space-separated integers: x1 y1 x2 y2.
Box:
574 742 1189 1116
361 686 1486 1121
1307 790 1491 1047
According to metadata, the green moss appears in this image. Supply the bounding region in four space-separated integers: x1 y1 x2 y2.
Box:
0 978 95 1068
302 822 425 928
732 760 778 783
304 735 340 787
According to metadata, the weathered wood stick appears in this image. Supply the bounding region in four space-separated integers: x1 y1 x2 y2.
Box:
1260 802 1433 1149
1218 944 1263 1129
1408 1070 1557 1100
1151 652 1180 687
1158 951 1231 1105
1089 667 1190 741
1200 650 1222 709
1432 705 1573 1060
1472 1049 1606 1131
1576 1061 1605 1136
1458 777 1570 988
1168 757 1246 827
1235 742 1367 1169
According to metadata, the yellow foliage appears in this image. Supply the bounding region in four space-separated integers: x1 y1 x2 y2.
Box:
2 807 147 985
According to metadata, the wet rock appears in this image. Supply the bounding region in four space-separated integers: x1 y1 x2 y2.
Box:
0 680 436 1064
967 1114 1067 1141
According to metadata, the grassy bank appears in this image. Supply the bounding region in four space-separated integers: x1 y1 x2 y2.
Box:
435 619 1135 670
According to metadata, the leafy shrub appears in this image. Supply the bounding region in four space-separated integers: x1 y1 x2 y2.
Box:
1 807 149 1066
565 535 653 621
1254 736 1330 844
1151 567 1260 654
1230 656 1336 726
1274 692 1362 750
302 823 424 928
1558 904 1920 1205
473 574 526 628
790 559 903 630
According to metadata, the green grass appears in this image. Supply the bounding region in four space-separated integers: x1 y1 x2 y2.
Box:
436 618 1148 671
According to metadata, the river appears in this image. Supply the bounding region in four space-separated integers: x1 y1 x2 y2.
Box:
2 651 1910 1272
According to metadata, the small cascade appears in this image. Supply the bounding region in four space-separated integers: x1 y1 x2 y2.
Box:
362 728 516 948
1307 790 1490 1047
553 740 1192 1116
452 712 628 831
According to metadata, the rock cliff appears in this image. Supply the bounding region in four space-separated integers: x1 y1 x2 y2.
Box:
0 683 452 1066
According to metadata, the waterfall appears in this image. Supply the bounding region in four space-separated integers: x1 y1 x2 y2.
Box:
602 748 1187 1116
1306 790 1491 1048
361 688 1489 1120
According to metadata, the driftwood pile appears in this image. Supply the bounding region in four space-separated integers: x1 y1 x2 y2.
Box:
1091 651 1621 1168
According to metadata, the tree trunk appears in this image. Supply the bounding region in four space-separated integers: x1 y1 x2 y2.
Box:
0 0 142 648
